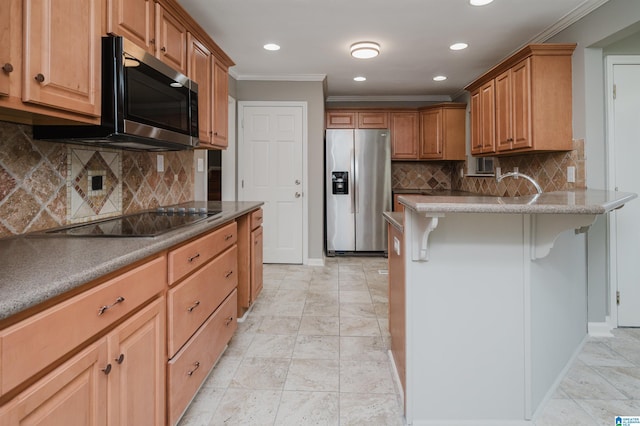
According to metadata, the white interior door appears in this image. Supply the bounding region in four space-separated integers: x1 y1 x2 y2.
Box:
608 58 640 326
239 103 305 264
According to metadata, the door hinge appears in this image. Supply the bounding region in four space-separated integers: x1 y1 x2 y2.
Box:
241 179 244 189
613 84 617 100
616 290 620 306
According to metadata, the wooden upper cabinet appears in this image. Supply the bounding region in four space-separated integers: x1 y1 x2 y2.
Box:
0 1 12 97
22 0 101 118
107 0 156 54
326 110 356 128
466 44 575 156
188 34 213 145
358 111 389 128
418 103 466 161
470 81 496 156
390 112 419 160
155 3 188 75
212 59 229 148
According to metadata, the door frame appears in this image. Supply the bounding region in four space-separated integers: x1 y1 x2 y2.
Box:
237 101 309 264
605 55 640 327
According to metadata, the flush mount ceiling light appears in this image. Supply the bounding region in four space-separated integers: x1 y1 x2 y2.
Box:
350 42 380 59
263 43 280 51
450 42 468 51
354 76 367 82
433 75 447 81
470 0 494 5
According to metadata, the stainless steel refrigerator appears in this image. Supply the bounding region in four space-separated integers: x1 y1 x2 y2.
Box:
325 129 391 255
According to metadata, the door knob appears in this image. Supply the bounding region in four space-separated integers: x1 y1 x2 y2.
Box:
295 192 301 198
295 179 301 185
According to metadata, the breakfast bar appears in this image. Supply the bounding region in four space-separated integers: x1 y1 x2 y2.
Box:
386 189 636 425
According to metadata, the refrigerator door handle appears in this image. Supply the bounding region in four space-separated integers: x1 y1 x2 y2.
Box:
350 148 356 214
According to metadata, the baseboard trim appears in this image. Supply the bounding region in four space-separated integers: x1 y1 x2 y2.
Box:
306 257 325 267
588 317 615 337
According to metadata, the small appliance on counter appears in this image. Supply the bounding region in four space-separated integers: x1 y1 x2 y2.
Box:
325 129 391 256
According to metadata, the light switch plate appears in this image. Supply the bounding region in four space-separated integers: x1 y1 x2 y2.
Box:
567 166 576 183
157 154 164 172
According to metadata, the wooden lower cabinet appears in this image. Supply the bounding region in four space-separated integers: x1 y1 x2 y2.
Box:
393 194 405 213
0 297 165 426
168 290 237 425
388 223 406 402
237 208 264 317
250 226 264 303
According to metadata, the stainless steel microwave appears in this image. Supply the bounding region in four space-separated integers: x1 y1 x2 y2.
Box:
34 36 199 151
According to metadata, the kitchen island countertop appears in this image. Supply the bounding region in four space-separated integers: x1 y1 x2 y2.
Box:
0 201 263 323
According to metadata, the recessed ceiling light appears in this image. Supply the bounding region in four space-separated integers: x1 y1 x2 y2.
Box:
354 76 367 82
470 0 494 5
350 42 380 59
450 42 468 51
433 76 447 81
263 43 280 51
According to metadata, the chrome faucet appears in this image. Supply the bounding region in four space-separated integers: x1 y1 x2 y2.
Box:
496 171 543 194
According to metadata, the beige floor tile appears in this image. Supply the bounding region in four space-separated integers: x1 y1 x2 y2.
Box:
340 336 389 362
339 393 404 426
308 279 339 292
339 290 372 304
340 360 395 394
178 387 225 425
339 303 377 318
292 335 340 360
284 359 339 391
256 316 301 335
574 398 640 425
230 358 290 390
592 366 640 399
306 290 339 304
274 391 339 426
270 300 306 317
245 334 296 358
559 363 628 400
340 317 381 337
204 354 243 388
298 316 340 336
303 300 339 317
224 332 255 357
534 398 598 426
578 341 636 367
209 389 281 426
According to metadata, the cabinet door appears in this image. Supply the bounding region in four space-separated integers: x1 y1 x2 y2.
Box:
22 0 101 117
419 108 442 159
510 58 532 150
470 89 483 155
479 81 496 154
108 298 166 426
326 111 355 128
358 111 389 129
0 339 108 426
387 224 406 399
390 112 419 159
250 226 263 304
212 59 229 148
188 34 213 145
107 0 155 54
393 194 405 213
0 0 14 97
495 69 513 152
155 4 187 75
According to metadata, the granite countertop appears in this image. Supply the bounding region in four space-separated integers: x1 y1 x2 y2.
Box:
393 188 479 196
383 212 404 232
0 201 263 322
398 189 637 214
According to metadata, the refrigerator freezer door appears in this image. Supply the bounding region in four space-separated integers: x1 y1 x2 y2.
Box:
354 129 391 252
326 129 355 253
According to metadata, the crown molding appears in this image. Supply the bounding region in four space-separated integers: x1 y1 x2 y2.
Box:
529 0 610 43
325 95 452 103
232 73 327 82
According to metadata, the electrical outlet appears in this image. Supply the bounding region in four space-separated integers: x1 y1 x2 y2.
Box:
460 168 464 178
157 154 164 172
567 166 576 183
197 158 204 172
513 166 519 179
496 167 501 178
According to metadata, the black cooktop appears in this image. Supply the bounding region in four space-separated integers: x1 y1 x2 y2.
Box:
45 207 222 237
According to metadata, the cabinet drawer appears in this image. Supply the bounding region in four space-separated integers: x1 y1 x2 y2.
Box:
250 208 263 230
0 255 166 396
167 246 238 357
168 222 237 285
168 290 237 425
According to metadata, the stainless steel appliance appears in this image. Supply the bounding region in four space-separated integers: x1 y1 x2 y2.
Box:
325 129 391 255
34 36 199 151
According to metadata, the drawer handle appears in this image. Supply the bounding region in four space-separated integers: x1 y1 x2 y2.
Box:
224 234 233 241
115 353 125 364
225 316 233 326
188 253 201 263
187 361 200 376
187 301 201 312
224 270 233 278
102 364 112 375
160 46 166 53
98 296 125 316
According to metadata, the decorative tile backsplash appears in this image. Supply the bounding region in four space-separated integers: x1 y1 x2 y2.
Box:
392 162 454 190
0 121 195 239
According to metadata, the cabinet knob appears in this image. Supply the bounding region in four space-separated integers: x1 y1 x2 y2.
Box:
160 47 166 53
2 63 13 73
213 132 218 136
115 354 125 364
102 364 112 375
150 38 155 45
34 73 45 83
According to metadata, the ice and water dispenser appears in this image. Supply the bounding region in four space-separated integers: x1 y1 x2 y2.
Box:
331 171 349 195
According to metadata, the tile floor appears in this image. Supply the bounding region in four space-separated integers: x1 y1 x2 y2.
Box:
178 257 640 426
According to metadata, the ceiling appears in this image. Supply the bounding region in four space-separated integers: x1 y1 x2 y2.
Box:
177 0 608 101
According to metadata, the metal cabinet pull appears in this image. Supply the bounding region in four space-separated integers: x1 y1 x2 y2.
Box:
224 316 233 326
115 354 125 364
187 301 200 312
224 234 233 241
160 47 166 52
102 364 112 375
150 38 155 45
97 296 125 316
2 63 13 73
187 361 200 376
224 270 233 278
188 253 200 263
34 73 45 83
